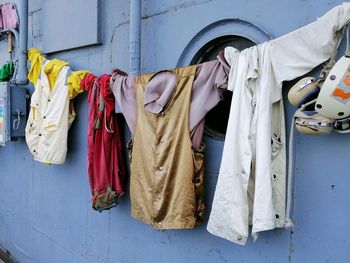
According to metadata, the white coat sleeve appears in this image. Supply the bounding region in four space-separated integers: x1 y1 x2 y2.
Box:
270 2 350 102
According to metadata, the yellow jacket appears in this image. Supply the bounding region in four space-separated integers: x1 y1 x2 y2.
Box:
28 48 69 90
67 70 90 99
44 59 69 89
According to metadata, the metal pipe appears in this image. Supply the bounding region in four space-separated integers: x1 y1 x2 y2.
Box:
16 0 28 85
0 29 19 52
129 0 141 76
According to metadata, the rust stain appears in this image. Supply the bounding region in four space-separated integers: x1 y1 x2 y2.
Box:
109 21 129 63
142 0 216 20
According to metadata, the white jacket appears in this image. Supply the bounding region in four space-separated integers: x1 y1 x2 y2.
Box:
207 2 350 245
25 61 73 164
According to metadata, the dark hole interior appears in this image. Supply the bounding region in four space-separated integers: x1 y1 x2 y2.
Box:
191 35 256 140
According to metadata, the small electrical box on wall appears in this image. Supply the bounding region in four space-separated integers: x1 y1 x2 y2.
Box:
0 82 26 146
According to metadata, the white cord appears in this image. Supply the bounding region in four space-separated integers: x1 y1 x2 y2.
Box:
346 23 350 57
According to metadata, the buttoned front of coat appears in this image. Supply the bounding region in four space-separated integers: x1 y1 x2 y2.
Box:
25 62 73 164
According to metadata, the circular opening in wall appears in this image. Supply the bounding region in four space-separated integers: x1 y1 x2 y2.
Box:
191 35 256 140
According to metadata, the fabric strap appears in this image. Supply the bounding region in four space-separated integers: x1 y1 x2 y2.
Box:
346 23 350 57
318 26 347 81
285 113 296 229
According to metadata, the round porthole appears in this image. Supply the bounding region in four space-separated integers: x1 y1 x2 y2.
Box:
178 19 271 140
191 35 255 140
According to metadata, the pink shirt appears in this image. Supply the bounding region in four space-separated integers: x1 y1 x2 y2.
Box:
111 53 230 149
0 3 19 30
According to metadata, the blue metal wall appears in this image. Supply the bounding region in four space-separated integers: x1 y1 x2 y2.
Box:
0 0 349 262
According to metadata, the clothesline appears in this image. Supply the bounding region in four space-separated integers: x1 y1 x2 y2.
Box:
23 2 350 247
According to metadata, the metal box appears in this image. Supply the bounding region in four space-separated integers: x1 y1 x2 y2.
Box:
0 82 26 146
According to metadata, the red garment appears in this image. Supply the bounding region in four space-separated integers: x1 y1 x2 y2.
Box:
81 73 126 211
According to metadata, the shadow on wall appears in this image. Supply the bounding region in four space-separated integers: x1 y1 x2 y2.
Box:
0 247 17 263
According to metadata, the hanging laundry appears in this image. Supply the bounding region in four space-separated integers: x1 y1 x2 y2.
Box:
28 48 87 98
0 3 19 53
28 49 71 90
110 55 229 229
44 59 70 90
81 73 126 211
207 2 350 245
25 60 74 164
0 62 13 81
28 48 45 86
67 70 90 99
0 3 19 30
111 53 229 149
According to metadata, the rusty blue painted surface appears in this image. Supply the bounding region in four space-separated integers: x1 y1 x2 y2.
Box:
0 0 349 262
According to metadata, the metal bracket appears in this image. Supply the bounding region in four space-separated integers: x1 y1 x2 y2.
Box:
12 109 24 130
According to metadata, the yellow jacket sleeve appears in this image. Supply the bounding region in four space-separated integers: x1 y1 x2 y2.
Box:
67 70 90 99
28 48 44 86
